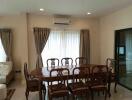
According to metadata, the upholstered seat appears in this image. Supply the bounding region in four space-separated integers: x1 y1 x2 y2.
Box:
48 84 69 96
0 61 14 84
0 84 7 100
0 75 6 84
91 85 107 90
69 82 88 94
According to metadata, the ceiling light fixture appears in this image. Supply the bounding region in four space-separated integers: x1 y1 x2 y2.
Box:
87 12 91 15
40 8 44 11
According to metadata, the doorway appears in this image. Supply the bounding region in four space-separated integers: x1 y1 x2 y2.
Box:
115 28 132 90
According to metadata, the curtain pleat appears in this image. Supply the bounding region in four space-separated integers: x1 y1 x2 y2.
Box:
0 29 12 61
80 29 90 64
34 27 50 68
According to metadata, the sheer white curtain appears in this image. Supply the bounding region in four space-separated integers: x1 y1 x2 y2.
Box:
0 38 6 62
41 30 80 66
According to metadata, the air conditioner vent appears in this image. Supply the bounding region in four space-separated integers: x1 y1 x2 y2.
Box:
53 15 71 25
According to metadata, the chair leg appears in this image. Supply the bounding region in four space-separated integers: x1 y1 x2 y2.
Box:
72 95 75 100
48 91 52 100
42 90 46 100
25 89 29 100
67 94 69 100
86 92 89 100
105 89 107 100
98 91 100 96
102 91 104 95
48 94 52 100
114 82 117 93
63 96 65 100
91 90 94 100
49 96 52 100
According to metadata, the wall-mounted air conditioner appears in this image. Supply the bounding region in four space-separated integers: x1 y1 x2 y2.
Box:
53 15 71 25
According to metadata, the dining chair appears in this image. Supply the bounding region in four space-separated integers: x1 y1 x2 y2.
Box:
75 57 87 65
47 68 69 100
90 65 108 100
68 66 90 99
47 58 59 67
106 58 117 93
61 57 73 66
24 63 46 100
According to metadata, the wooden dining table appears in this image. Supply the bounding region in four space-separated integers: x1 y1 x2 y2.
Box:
31 64 112 100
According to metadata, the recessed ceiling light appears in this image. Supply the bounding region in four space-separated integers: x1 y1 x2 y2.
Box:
40 8 44 11
87 12 91 15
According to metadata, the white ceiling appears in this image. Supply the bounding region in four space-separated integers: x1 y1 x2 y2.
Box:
0 0 132 17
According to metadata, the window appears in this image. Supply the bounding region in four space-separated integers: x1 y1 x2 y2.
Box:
41 30 80 66
0 38 6 62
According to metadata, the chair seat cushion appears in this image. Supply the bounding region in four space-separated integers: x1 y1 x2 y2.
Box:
27 79 46 92
0 75 6 84
91 85 107 91
68 82 88 94
48 84 69 96
90 79 107 86
0 61 12 76
0 84 7 99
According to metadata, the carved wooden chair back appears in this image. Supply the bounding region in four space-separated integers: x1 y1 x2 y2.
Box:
91 65 108 85
106 58 118 93
75 57 87 65
48 68 70 87
47 58 59 67
61 57 73 66
72 66 90 84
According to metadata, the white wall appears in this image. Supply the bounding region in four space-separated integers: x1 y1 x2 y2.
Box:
100 5 132 64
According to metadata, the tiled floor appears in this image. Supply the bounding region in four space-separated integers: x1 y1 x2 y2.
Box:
9 80 132 100
119 73 132 89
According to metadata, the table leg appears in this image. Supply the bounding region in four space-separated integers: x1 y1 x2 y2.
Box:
108 72 111 97
39 80 42 100
108 81 111 97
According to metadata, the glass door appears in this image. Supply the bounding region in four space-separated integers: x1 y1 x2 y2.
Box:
115 28 132 90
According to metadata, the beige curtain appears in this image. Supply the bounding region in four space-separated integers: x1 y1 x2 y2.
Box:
80 29 90 64
34 27 50 68
0 29 12 61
